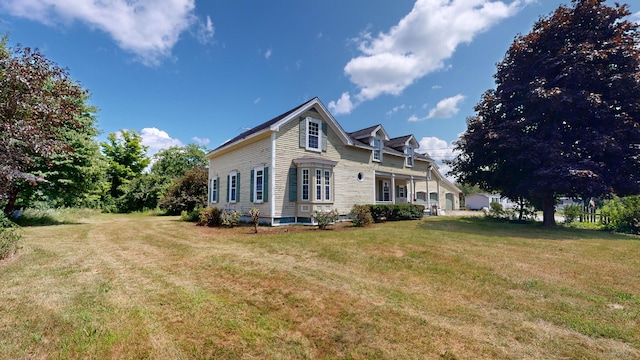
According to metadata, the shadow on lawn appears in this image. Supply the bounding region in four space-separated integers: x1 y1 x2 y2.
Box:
421 216 632 241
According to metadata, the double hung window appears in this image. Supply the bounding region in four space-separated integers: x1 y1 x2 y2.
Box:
306 118 321 152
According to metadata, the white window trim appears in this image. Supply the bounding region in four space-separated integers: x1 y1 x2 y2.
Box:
306 117 322 152
229 171 238 203
211 178 218 203
315 169 322 201
253 166 264 203
301 168 310 201
324 169 331 201
406 146 414 167
372 137 382 162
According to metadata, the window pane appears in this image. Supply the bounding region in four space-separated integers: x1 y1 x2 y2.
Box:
316 169 322 200
308 121 319 149
302 169 309 200
324 170 330 201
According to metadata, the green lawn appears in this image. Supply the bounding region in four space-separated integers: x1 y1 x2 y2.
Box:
1 213 639 359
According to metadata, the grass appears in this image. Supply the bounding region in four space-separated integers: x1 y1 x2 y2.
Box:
1 214 639 359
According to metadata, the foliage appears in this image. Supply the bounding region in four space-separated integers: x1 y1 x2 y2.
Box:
158 166 208 215
181 208 202 223
448 0 640 226
313 209 339 230
0 212 20 260
151 144 208 179
563 204 584 224
0 35 92 216
197 206 221 227
101 130 150 199
600 196 640 234
350 205 374 227
249 208 260 233
116 174 167 213
221 210 240 228
368 204 425 223
487 202 505 218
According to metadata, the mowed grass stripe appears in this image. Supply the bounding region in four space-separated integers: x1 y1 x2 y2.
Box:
0 213 638 359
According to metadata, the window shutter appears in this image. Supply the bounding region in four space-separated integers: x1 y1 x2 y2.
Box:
226 175 230 202
250 169 254 202
378 180 383 201
289 167 297 202
263 167 269 202
321 122 328 152
396 185 400 198
299 117 306 148
236 172 240 202
215 177 219 202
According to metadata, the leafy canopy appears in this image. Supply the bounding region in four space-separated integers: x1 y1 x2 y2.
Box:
448 0 640 226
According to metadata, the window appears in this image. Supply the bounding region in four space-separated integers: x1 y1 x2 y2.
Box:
210 178 218 203
228 172 238 203
383 181 390 202
406 146 414 167
373 137 382 162
302 169 310 201
306 118 321 152
324 170 331 201
253 167 264 203
315 169 322 200
398 185 406 198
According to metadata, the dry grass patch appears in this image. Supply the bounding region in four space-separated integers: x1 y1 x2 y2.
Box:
0 214 639 359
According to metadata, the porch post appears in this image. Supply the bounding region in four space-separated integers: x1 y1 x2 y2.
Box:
391 174 396 204
410 176 414 204
437 180 441 209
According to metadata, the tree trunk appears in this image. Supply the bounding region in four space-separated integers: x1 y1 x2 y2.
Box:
3 187 19 217
541 192 556 226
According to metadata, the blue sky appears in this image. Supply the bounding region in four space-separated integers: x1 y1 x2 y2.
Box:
1 0 638 173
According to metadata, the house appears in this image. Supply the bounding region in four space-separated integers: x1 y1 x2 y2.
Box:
465 193 515 210
206 97 461 225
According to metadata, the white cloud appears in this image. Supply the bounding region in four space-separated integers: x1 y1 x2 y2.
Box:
632 11 640 24
192 136 210 146
409 94 465 122
337 0 525 112
0 0 212 66
328 92 356 115
254 97 261 104
140 127 183 155
386 104 406 116
265 48 272 59
418 136 460 181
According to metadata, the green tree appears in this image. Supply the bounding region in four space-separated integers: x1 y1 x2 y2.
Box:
0 35 91 216
448 0 640 226
116 174 167 213
16 96 107 209
151 144 208 179
101 130 150 199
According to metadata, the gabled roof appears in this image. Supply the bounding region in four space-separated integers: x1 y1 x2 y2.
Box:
208 97 352 157
386 135 419 149
348 124 390 141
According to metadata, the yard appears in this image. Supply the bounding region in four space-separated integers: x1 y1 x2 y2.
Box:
1 213 639 359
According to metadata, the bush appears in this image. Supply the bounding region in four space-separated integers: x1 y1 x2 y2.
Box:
221 210 240 228
563 204 583 224
198 206 221 227
0 213 20 260
350 205 373 227
159 167 208 215
181 207 202 222
367 204 425 223
313 209 339 230
487 202 504 218
249 208 260 233
601 196 640 234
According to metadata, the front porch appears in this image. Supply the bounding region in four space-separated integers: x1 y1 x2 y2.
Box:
374 171 456 211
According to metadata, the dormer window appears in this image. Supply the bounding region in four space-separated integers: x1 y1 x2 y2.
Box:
406 146 414 167
372 137 382 162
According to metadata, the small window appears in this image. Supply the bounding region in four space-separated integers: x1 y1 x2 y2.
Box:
324 170 331 201
372 137 383 162
406 146 414 167
383 181 390 202
254 167 264 203
306 118 322 152
210 178 218 203
229 172 238 203
398 185 406 198
301 169 310 201
315 169 322 201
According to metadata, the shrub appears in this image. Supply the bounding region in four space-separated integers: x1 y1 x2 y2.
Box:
563 204 583 224
600 196 640 234
159 166 208 215
221 210 240 228
249 208 260 233
487 202 505 218
367 204 425 222
0 213 20 260
198 206 221 227
181 207 202 222
313 209 339 230
350 205 374 227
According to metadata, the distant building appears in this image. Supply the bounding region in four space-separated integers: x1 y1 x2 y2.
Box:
465 193 514 210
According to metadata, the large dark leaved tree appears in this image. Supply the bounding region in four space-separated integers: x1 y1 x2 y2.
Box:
0 35 91 216
449 0 640 226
